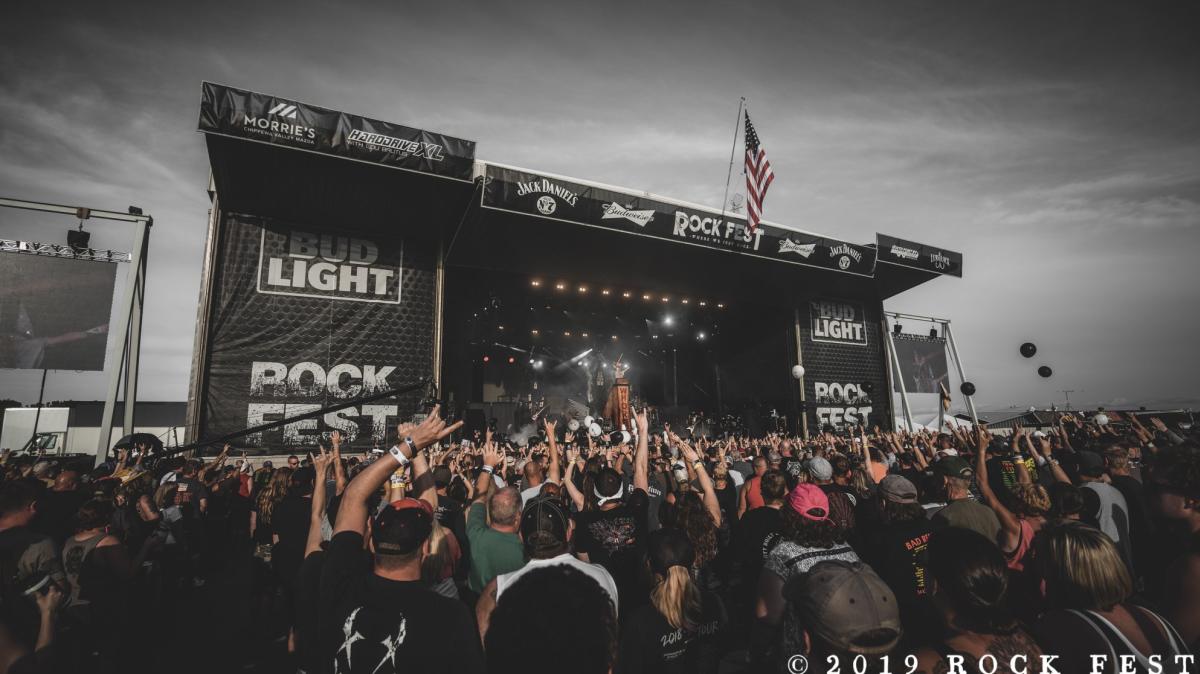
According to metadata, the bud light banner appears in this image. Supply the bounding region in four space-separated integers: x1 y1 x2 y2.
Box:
200 212 437 451
876 233 962 277
198 81 476 181
891 333 950 394
482 165 878 276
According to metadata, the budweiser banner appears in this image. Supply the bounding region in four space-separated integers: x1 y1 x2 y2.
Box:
876 233 963 277
198 82 476 181
483 165 878 276
200 212 437 451
891 333 950 394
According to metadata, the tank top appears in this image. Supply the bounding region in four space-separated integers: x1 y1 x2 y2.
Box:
1067 605 1188 673
62 531 106 605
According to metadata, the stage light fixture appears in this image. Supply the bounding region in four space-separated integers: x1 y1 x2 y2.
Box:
483 355 490 363
498 325 505 331
555 282 566 290
929 327 938 339
611 335 618 340
652 334 659 339
622 291 632 298
601 289 610 295
535 360 544 369
528 358 535 365
564 331 572 337
531 280 542 287
697 331 707 341
578 286 587 293
127 206 143 216
507 356 516 364
643 294 651 301
682 299 689 304
67 227 91 251
717 303 725 309
699 301 708 307
893 323 903 336
663 316 674 326
531 329 540 335
582 332 589 337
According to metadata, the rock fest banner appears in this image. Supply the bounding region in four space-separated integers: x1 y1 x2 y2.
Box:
199 213 437 450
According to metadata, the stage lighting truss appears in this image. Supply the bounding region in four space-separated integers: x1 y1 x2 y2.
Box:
1 238 131 263
526 276 725 310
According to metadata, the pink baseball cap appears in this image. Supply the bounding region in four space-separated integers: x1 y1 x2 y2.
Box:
787 483 829 521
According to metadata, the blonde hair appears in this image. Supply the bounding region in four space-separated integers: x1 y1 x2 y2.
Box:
1011 483 1051 517
1035 520 1132 611
651 566 703 630
420 521 454 583
257 467 293 524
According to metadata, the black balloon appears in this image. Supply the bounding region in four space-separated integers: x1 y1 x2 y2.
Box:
1020 342 1037 358
1038 366 1053 378
861 382 874 394
960 382 976 396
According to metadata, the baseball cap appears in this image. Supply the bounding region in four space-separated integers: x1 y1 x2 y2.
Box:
807 457 833 482
372 498 434 555
879 475 918 504
786 483 829 521
521 496 569 553
934 456 973 480
786 560 902 656
1077 451 1105 478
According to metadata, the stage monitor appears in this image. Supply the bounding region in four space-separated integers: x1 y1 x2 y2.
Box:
891 333 949 394
0 251 117 371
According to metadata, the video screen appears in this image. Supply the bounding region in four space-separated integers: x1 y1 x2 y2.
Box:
892 334 950 394
0 252 118 371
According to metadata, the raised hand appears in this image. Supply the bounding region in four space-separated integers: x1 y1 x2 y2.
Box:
482 442 504 469
405 406 464 452
544 418 557 437
312 444 334 478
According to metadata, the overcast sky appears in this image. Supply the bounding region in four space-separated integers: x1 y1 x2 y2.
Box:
1 0 1198 417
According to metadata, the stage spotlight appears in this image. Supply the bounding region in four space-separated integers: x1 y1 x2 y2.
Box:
564 331 571 337
581 332 589 337
663 316 674 326
682 298 690 304
67 227 91 251
534 360 544 369
893 323 903 336
699 301 707 307
531 329 540 335
531 279 542 287
622 291 632 298
127 206 143 216
652 334 659 339
578 286 587 293
498 325 505 331
717 303 725 309
929 327 938 339
697 331 706 341
611 335 618 340
528 358 534 364
661 296 670 302
555 282 566 290
507 356 515 364
483 355 490 363
601 289 610 295
642 294 652 301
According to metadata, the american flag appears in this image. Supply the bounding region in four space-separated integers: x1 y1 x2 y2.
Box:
743 110 774 233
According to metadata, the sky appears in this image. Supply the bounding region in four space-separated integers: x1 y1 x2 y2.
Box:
1 0 1198 417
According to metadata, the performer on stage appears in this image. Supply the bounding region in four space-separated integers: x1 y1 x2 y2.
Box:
603 355 632 431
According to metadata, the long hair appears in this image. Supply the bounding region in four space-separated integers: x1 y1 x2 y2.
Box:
779 506 844 549
648 529 703 630
420 521 454 584
1034 520 1133 612
672 491 718 567
257 467 293 524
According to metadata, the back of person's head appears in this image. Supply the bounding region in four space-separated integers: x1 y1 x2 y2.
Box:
372 498 434 569
1034 520 1132 611
786 560 901 661
593 468 624 504
781 483 843 548
523 459 543 485
1150 443 1200 503
1048 482 1085 520
75 499 114 532
0 479 39 519
182 459 201 477
53 469 79 492
761 469 787 503
672 491 717 567
488 486 521 528
831 454 852 478
648 528 702 630
520 496 569 558
485 565 616 674
1103 446 1130 471
927 528 1015 634
1010 483 1051 518
290 466 316 496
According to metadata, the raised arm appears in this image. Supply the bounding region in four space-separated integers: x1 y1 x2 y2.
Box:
544 418 562 484
306 446 334 557
329 430 348 495
333 406 462 536
973 427 1021 552
633 407 650 494
563 447 585 511
673 433 721 527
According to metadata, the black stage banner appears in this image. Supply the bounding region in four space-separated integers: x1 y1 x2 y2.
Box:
483 165 878 276
198 82 476 181
801 297 889 431
876 234 963 277
892 333 950 394
201 212 436 451
809 298 868 346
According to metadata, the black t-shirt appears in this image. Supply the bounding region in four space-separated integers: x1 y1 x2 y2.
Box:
272 495 312 581
296 551 327 674
173 477 208 518
33 489 87 546
861 517 937 614
780 457 805 489
615 591 728 674
318 531 484 674
735 506 782 586
573 489 651 619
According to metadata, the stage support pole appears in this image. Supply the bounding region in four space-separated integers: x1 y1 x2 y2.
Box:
98 217 151 464
28 370 47 452
672 348 678 407
185 186 221 446
943 321 979 426
122 229 148 436
433 239 445 391
883 318 915 432
793 309 808 440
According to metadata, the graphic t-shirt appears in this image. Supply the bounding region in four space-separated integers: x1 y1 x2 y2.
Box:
735 506 782 586
862 518 938 616
615 591 728 674
573 489 651 619
318 531 484 674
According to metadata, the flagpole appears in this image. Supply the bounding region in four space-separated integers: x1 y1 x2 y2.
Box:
718 97 745 228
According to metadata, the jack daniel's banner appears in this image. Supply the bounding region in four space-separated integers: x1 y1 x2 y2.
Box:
198 82 476 181
200 212 437 451
876 233 963 277
483 165 878 276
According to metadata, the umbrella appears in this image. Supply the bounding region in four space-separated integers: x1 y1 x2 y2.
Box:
112 433 164 455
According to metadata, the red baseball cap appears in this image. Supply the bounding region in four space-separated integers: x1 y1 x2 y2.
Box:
786 482 829 521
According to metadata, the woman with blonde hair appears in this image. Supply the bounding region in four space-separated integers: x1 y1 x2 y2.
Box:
251 466 292 557
616 529 727 674
1032 520 1188 674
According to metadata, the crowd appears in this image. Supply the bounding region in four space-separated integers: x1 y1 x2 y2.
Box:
1 406 1199 674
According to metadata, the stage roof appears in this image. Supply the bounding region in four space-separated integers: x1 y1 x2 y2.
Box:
199 82 962 303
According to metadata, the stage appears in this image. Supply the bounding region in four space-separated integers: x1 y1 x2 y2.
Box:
186 82 963 452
